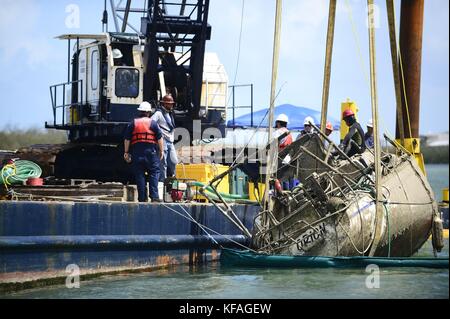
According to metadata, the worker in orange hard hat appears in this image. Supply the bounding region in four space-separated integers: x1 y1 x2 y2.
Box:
338 109 366 157
322 121 334 150
151 94 178 182
325 121 333 137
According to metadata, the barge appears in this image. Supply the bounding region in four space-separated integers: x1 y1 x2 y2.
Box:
0 201 259 292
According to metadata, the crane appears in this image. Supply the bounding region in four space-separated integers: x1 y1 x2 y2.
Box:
42 0 228 181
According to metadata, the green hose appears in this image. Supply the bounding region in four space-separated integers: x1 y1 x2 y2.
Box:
189 181 249 199
0 160 42 186
188 181 258 204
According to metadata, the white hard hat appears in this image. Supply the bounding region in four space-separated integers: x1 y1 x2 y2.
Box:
367 119 373 128
276 113 289 124
112 48 123 59
137 101 152 112
303 116 315 126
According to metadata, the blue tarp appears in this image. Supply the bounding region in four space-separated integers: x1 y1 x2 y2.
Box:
227 104 340 131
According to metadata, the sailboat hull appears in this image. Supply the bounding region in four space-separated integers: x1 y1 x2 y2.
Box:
253 149 437 257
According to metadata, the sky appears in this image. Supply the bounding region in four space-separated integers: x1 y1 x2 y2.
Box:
0 0 448 136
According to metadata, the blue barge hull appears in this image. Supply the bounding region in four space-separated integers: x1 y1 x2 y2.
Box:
0 201 259 291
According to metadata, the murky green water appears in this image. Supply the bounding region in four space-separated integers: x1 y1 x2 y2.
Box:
3 239 448 299
2 164 449 299
426 164 449 202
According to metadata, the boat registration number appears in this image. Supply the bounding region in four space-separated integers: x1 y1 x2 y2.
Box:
297 222 326 251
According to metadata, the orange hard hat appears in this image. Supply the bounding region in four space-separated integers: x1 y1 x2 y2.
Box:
342 109 354 119
161 94 175 104
326 121 333 131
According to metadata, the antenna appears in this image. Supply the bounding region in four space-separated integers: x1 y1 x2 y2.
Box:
102 0 108 32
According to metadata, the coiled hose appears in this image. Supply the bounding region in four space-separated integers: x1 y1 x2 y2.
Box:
0 160 42 188
189 181 258 204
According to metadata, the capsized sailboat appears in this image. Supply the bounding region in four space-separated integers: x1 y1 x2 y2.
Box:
251 129 443 257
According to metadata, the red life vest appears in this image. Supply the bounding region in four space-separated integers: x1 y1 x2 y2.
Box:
131 117 157 145
278 127 293 150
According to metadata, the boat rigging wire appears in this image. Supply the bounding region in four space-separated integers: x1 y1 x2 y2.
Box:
161 203 256 252
232 0 246 86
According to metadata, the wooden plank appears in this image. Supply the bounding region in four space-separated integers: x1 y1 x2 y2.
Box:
10 189 125 197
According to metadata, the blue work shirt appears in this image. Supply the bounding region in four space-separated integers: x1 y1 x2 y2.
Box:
124 117 163 154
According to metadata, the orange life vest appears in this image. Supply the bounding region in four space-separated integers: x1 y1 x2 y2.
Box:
131 117 157 145
278 127 293 150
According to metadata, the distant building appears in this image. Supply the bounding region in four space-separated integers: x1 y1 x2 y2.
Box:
422 132 449 147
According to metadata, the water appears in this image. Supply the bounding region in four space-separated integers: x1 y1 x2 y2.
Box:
2 165 449 299
426 164 449 202
3 239 448 299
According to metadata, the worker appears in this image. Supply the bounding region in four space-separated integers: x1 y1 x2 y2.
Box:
339 109 366 157
151 94 179 182
323 121 334 150
273 113 292 151
273 114 295 190
365 119 374 149
325 121 333 137
112 48 126 66
124 101 164 202
297 116 315 139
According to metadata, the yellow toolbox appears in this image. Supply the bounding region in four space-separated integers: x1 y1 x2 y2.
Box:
175 163 230 201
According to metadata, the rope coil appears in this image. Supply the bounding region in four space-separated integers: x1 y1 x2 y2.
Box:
1 160 42 190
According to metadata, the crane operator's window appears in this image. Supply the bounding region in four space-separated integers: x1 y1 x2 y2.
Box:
115 68 139 98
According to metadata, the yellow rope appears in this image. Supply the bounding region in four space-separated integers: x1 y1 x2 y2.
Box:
1 163 16 192
398 50 414 140
344 0 371 88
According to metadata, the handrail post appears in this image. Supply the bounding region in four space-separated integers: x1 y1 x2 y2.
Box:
251 84 254 127
63 84 66 126
55 87 57 126
80 79 83 125
232 85 235 127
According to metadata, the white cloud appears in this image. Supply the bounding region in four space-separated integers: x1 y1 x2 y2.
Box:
0 0 52 67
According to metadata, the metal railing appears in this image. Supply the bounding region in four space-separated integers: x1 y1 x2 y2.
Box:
49 80 83 127
228 84 254 127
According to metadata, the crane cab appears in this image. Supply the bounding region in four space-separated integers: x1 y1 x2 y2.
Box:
46 33 145 142
46 32 229 143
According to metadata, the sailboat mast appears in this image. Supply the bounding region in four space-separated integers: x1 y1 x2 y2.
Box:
263 0 283 206
320 0 337 133
367 0 383 257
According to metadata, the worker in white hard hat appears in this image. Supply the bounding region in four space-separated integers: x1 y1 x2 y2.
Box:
296 116 315 140
123 101 164 202
273 114 294 190
112 48 126 66
365 119 374 149
273 113 292 151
